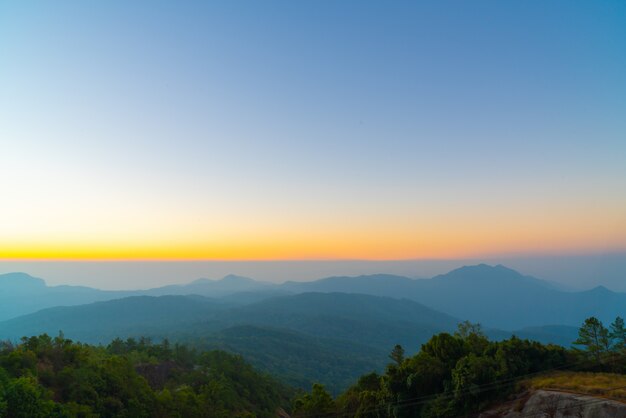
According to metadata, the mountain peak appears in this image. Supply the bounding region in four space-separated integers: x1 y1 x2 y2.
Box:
588 285 613 294
188 275 256 285
0 272 47 288
437 264 522 280
221 274 255 283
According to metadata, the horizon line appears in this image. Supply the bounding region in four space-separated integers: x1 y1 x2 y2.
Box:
1 249 624 263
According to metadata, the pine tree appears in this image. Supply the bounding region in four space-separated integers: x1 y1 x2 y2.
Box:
389 344 405 365
574 317 610 365
609 316 626 351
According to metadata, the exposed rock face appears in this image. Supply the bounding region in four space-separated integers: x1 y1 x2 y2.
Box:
480 390 626 418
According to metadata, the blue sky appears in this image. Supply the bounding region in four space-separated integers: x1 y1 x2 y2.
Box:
0 1 625 263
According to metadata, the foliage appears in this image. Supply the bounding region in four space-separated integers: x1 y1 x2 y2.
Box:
574 317 611 364
298 322 571 417
190 325 386 394
292 383 335 417
2 315 625 417
389 344 405 366
0 334 291 418
296 316 626 417
610 317 626 352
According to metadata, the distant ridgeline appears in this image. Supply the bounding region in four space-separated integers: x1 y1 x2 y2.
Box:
1 264 624 329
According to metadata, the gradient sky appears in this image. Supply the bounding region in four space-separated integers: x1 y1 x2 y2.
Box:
1 0 625 261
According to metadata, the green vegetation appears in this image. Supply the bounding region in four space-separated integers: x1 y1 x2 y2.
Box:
573 316 626 370
294 324 570 418
2 315 625 417
0 334 291 417
293 317 626 418
190 325 386 393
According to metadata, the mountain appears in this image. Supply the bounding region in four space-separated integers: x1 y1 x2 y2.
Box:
0 295 230 342
0 292 460 391
282 273 417 296
0 272 278 321
512 325 580 347
0 272 135 321
0 292 460 350
0 289 588 391
3 263 625 331
193 325 387 393
144 274 274 297
281 264 626 330
220 292 461 351
0 289 609 418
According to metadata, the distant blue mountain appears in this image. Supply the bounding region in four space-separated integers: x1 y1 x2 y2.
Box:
0 272 275 321
0 292 460 351
1 264 624 330
143 274 273 297
281 264 626 329
0 272 135 321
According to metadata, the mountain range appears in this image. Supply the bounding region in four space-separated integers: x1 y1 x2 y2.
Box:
2 264 623 329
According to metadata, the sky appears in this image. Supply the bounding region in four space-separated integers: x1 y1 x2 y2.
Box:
1 1 625 267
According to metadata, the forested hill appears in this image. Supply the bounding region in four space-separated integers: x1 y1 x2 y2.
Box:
0 293 459 393
0 334 291 417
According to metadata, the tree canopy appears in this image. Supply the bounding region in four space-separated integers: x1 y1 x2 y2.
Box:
0 334 291 418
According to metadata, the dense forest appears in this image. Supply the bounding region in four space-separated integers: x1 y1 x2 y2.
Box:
292 317 626 418
0 316 624 417
0 334 291 417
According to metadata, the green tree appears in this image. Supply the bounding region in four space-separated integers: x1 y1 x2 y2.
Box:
3 377 56 418
389 344 405 366
574 317 610 365
292 383 335 417
420 332 467 369
609 316 626 351
455 321 489 354
452 354 498 412
455 321 484 339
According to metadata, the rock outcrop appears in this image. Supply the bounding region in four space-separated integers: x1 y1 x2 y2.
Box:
480 389 626 418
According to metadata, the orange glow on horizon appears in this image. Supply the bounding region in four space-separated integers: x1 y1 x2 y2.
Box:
3 193 624 262
2 234 624 262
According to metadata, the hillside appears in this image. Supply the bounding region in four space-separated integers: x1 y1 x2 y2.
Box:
282 264 626 329
0 272 281 321
0 295 237 344
3 265 625 330
0 292 463 391
221 292 461 351
143 274 274 297
0 290 587 392
194 325 387 393
0 292 461 350
0 272 135 321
